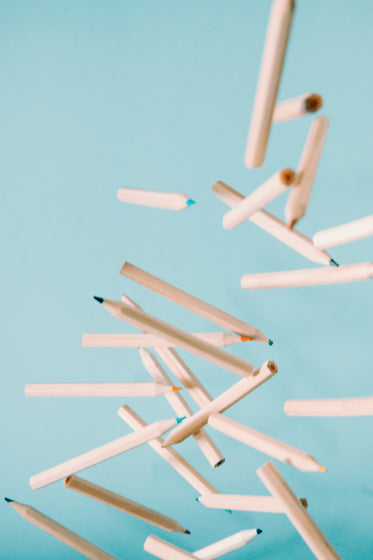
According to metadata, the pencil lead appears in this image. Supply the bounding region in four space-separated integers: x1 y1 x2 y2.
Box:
240 336 252 341
329 258 339 267
185 530 191 534
268 339 274 346
225 509 232 514
4 497 14 503
93 296 104 304
186 199 196 206
176 416 186 424
256 528 263 535
215 458 225 467
318 466 327 472
172 386 182 392
195 497 200 502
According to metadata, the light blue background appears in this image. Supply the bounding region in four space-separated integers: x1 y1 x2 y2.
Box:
1 1 372 558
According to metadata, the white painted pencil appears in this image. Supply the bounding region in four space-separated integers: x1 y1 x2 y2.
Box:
193 529 261 560
284 396 373 417
198 493 308 513
244 0 295 168
64 475 189 533
117 405 218 495
94 297 254 377
30 417 181 490
5 498 119 560
313 214 373 249
273 93 323 123
140 348 225 468
241 262 373 290
24 382 180 398
120 262 270 344
82 332 247 348
257 462 342 559
212 180 335 266
207 413 325 471
223 169 295 230
162 361 277 447
285 116 329 228
144 535 195 560
117 188 195 210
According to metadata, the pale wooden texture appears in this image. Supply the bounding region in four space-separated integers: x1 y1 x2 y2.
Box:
117 188 192 210
285 116 329 227
241 262 373 290
193 529 259 560
244 0 295 167
313 214 373 249
212 180 332 265
198 493 308 512
30 417 177 490
82 332 244 348
24 382 175 397
64 475 188 532
101 299 254 377
163 361 277 447
257 462 342 559
144 535 195 560
223 169 295 229
117 405 218 495
7 500 119 560
273 93 322 122
284 396 373 417
208 413 324 471
120 262 268 343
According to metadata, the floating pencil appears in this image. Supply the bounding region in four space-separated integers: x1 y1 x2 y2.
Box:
5 498 119 560
241 262 373 290
285 116 329 228
198 493 308 513
208 413 325 471
284 396 373 417
82 332 247 348
140 348 225 468
94 297 254 377
244 0 295 168
313 214 373 249
223 169 295 230
120 262 270 343
257 462 342 559
30 417 181 490
193 529 262 560
212 181 335 266
25 382 180 398
64 475 189 533
162 361 277 447
117 405 218 495
117 188 195 210
144 535 196 560
273 93 323 122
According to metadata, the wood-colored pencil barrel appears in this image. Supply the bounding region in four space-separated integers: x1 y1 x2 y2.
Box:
257 462 342 559
244 0 295 168
313 214 373 249
222 169 295 230
193 529 261 560
144 535 195 560
24 382 178 398
117 188 195 210
241 262 373 290
64 475 189 533
198 493 308 513
273 93 323 122
284 396 373 417
82 332 246 348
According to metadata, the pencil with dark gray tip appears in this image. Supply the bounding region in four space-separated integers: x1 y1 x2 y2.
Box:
119 262 271 344
82 332 247 348
64 475 190 533
117 188 195 210
5 498 119 560
197 493 308 513
193 529 262 560
24 382 180 398
273 93 323 122
284 396 373 417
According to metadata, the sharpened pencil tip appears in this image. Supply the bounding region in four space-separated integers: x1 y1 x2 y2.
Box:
4 497 13 503
257 528 263 535
172 386 182 392
319 466 327 472
289 219 297 229
176 416 186 423
186 199 196 206
240 336 252 341
185 530 191 534
268 339 274 346
93 296 104 304
329 259 339 267
225 509 232 514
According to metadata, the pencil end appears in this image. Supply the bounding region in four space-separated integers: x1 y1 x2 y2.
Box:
93 296 104 304
4 497 13 503
185 530 191 534
256 528 263 535
186 199 196 206
329 258 339 267
318 466 327 472
268 339 274 346
214 458 225 468
172 386 182 392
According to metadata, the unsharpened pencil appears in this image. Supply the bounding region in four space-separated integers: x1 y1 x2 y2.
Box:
197 493 308 513
284 396 373 417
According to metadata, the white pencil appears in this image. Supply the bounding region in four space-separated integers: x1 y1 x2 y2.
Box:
193 529 262 560
162 361 277 447
82 332 247 348
223 169 295 230
140 348 225 468
198 493 308 513
257 462 342 559
208 413 325 471
5 498 119 560
64 475 190 533
117 405 218 495
241 262 373 290
284 396 373 417
273 93 323 123
94 297 254 377
30 416 182 490
244 0 295 168
24 382 180 398
313 214 373 249
120 262 271 344
144 535 196 560
285 116 329 228
212 180 336 266
117 188 195 210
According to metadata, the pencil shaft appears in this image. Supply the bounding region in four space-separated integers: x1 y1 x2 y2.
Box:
313 214 373 249
193 530 259 560
244 0 295 167
82 332 243 348
273 93 322 122
198 493 308 512
117 188 192 210
284 396 373 416
120 262 268 343
144 535 195 560
24 382 174 397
